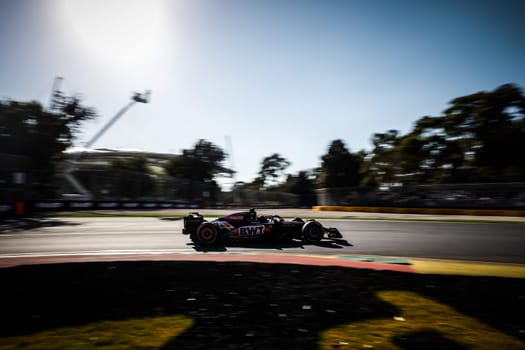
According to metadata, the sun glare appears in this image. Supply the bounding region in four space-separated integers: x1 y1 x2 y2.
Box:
58 0 169 70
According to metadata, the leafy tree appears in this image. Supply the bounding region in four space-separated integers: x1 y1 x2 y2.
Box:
258 153 291 188
278 170 318 206
0 97 96 198
249 176 266 190
163 139 232 202
442 83 525 181
164 139 232 181
366 130 401 185
366 83 525 185
318 140 362 188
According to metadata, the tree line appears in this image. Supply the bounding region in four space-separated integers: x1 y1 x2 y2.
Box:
1 83 524 202
237 83 525 196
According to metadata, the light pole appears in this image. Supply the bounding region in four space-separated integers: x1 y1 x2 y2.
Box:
63 91 151 199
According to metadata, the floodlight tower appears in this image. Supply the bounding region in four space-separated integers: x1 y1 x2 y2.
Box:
63 90 151 199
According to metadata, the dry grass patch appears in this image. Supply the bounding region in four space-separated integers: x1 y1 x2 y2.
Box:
0 315 193 350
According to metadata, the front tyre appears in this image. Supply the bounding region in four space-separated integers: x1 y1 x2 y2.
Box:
302 221 323 243
192 223 218 245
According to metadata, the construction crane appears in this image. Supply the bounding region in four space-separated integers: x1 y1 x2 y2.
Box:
60 85 151 199
83 90 151 149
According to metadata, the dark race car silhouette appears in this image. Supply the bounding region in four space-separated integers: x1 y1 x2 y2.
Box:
182 208 343 246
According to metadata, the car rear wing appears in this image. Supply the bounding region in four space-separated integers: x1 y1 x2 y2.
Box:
182 212 205 235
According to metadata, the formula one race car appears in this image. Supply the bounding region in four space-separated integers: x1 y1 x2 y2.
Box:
182 208 343 246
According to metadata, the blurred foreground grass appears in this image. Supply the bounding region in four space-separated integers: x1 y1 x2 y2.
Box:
0 316 193 350
0 261 523 349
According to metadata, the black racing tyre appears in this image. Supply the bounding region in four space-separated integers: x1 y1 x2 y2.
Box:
302 221 323 243
193 223 218 245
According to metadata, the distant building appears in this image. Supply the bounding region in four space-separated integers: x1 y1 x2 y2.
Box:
60 147 175 200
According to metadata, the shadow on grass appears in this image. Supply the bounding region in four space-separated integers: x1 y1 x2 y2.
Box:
392 330 468 350
0 261 523 349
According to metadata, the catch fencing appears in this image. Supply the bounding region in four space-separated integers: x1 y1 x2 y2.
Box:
316 183 525 210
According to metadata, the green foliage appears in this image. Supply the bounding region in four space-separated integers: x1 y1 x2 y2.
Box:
4 83 523 201
164 139 232 181
318 139 362 188
366 130 401 185
366 83 525 185
0 98 96 197
0 97 95 157
443 83 525 181
258 153 291 187
163 139 231 202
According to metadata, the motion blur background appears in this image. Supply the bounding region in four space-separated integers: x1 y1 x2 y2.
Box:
1 0 524 213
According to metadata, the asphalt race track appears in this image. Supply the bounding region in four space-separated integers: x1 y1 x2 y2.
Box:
1 215 525 349
1 217 524 264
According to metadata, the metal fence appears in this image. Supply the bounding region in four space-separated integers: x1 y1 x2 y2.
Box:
316 183 525 209
218 189 299 208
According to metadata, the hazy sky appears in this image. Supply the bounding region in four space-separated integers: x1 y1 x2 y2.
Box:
1 0 524 186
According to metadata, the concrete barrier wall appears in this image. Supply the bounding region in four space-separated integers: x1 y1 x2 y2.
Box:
0 201 200 216
3 201 525 217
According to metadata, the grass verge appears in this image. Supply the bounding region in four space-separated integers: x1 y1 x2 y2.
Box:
0 315 193 350
0 261 523 349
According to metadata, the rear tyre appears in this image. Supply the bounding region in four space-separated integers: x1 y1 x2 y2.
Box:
192 223 218 245
302 221 323 243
